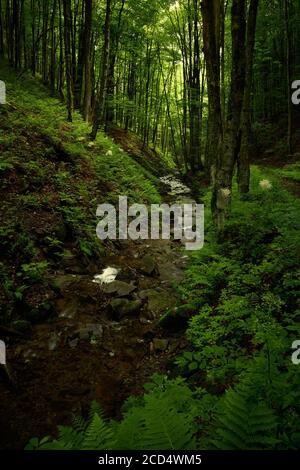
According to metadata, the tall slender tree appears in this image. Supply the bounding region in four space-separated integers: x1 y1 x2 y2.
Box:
91 0 111 139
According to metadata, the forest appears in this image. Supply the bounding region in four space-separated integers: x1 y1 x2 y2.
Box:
0 0 300 456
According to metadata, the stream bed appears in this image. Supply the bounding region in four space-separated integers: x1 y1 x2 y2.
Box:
0 174 195 449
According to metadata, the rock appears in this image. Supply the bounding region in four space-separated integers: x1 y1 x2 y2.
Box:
158 262 185 283
48 333 60 351
69 338 79 349
138 289 178 314
77 324 103 342
151 338 169 353
51 275 99 304
111 298 142 319
103 280 136 297
140 255 157 276
148 290 172 313
50 274 81 293
75 279 99 300
56 297 79 319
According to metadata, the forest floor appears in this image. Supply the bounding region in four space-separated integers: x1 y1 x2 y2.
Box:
0 64 199 449
0 213 194 449
1 63 300 450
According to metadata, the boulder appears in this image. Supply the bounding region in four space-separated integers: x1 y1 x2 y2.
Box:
111 298 142 320
138 288 178 314
151 338 169 353
48 333 60 351
139 255 157 276
50 274 82 293
103 280 136 297
158 262 185 283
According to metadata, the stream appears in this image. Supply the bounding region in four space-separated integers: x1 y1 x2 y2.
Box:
0 174 196 449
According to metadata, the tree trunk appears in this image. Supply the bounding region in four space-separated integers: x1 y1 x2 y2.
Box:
237 0 259 193
0 0 4 56
202 0 247 228
105 0 125 129
50 0 57 95
284 0 292 154
212 0 246 228
91 0 111 140
201 0 222 182
189 0 204 172
82 0 93 121
63 0 73 121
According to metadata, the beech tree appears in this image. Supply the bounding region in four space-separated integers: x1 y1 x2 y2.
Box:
1 0 299 224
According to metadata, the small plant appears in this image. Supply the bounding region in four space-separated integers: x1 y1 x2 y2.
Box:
19 261 48 283
175 351 205 373
26 376 198 450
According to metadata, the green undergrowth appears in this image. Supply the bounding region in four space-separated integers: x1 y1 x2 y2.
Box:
28 167 300 450
0 62 161 324
173 166 300 447
278 161 300 183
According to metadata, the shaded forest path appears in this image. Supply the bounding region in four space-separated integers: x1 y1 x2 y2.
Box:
0 174 197 449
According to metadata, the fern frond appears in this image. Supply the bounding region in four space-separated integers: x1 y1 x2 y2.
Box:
115 408 145 450
210 386 279 450
81 413 115 450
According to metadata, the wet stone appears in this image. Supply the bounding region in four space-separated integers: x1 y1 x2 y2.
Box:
111 298 142 320
139 255 157 276
103 280 136 297
76 324 104 341
151 338 169 353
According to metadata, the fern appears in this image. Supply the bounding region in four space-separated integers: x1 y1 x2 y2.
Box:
116 407 146 450
142 394 196 450
26 403 115 450
81 413 115 450
26 378 198 451
209 384 278 450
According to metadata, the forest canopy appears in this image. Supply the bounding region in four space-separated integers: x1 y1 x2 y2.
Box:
1 0 300 224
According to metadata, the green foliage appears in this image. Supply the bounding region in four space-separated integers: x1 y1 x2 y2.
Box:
175 351 205 373
26 405 115 450
210 384 278 450
22 166 300 451
0 63 163 325
0 156 14 172
26 376 198 450
178 168 300 385
19 261 48 283
279 161 300 183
